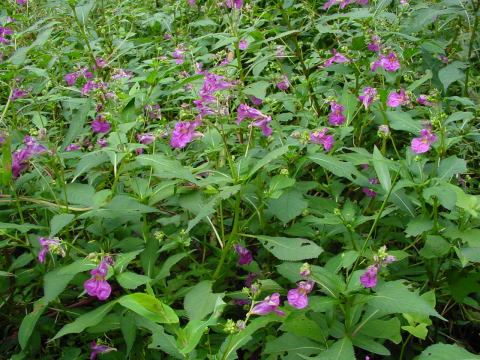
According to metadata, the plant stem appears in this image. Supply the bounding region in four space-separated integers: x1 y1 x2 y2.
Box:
464 0 480 96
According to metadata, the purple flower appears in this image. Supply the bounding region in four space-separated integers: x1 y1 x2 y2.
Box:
367 35 381 52
387 89 409 107
82 80 105 96
0 26 13 44
95 57 107 69
137 133 155 145
411 129 437 154
84 259 112 301
360 265 378 288
417 95 433 106
65 143 81 152
234 244 253 265
239 39 248 50
324 49 349 67
371 52 400 72
310 128 334 151
112 69 133 80
276 75 290 91
172 48 185 64
90 341 116 360
251 293 285 316
17 0 27 4
187 0 196 6
438 54 449 64
236 104 273 136
250 96 263 106
378 124 390 137
38 237 63 263
65 72 79 86
145 104 162 119
287 281 314 309
91 116 111 134
225 0 243 9
358 87 377 109
12 136 48 177
170 121 202 149
362 187 377 197
97 138 108 148
328 101 346 126
10 88 29 100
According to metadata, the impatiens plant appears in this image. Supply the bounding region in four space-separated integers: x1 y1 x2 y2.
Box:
1 0 479 359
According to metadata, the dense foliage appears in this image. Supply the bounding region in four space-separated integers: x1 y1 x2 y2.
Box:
1 0 480 359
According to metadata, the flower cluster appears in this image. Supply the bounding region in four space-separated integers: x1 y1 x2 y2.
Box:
371 52 401 72
310 128 334 151
360 246 396 288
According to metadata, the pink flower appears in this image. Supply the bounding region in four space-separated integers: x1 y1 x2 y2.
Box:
251 293 285 316
145 104 162 119
65 72 79 86
324 49 349 67
236 104 273 136
287 281 314 309
91 115 111 134
411 129 437 154
137 133 155 145
10 88 29 100
187 0 196 6
95 57 107 69
250 96 263 106
65 143 81 152
276 75 290 91
172 48 185 64
310 128 334 151
239 39 248 50
81 80 105 96
371 52 400 72
38 237 63 263
328 101 346 125
360 265 378 288
83 258 112 301
358 87 377 109
386 89 409 107
367 35 381 52
417 95 433 106
225 0 243 9
12 136 48 177
90 342 116 360
234 244 253 265
97 138 108 148
17 0 27 4
170 121 202 149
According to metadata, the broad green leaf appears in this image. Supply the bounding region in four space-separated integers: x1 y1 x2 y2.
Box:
357 318 401 344
18 299 47 349
369 281 443 319
352 334 390 356
264 333 322 357
417 344 480 360
280 313 326 343
268 189 307 223
116 272 151 290
402 323 428 340
423 184 457 210
64 183 95 207
248 145 290 179
184 281 224 321
312 337 355 360
419 235 451 259
120 311 137 356
53 301 116 340
79 195 158 219
118 293 179 324
252 235 323 261
154 252 188 281
437 156 467 181
309 153 358 181
136 154 197 183
243 81 270 100
49 213 75 237
438 61 466 92
387 111 422 133
372 146 391 192
0 222 45 233
405 217 433 237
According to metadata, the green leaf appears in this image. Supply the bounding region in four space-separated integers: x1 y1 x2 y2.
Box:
120 311 137 356
310 266 346 298
53 301 116 340
154 253 188 281
268 175 296 199
357 318 402 344
18 299 47 349
49 214 75 237
372 146 391 192
423 184 457 210
136 154 197 183
73 152 110 181
352 335 390 356
118 293 179 324
402 323 428 340
117 272 151 290
387 111 422 133
79 195 158 219
264 333 322 357
184 281 224 321
268 189 307 223
146 321 183 358
417 343 480 360
0 222 45 233
280 313 326 343
313 337 355 360
252 235 323 261
419 235 451 259
369 281 443 319
405 217 433 237
243 81 270 100
309 153 358 181
64 183 95 207
437 156 467 181
438 61 466 92
248 145 290 179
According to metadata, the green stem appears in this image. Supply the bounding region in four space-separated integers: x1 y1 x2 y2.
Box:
464 0 480 96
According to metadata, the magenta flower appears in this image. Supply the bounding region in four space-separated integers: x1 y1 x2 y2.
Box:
84 258 112 301
187 0 196 6
225 0 243 9
360 265 378 288
12 136 48 177
287 281 314 309
97 138 108 148
411 129 437 154
328 101 346 126
17 0 27 4
137 133 155 145
234 244 253 265
417 95 433 106
276 75 290 91
65 72 79 86
251 293 285 316
95 57 107 69
250 96 263 106
252 116 273 136
65 143 81 152
438 54 449 64
91 116 111 134
170 121 202 149
239 39 248 50
38 237 63 263
324 49 349 67
172 48 185 64
90 341 116 360
387 89 409 107
371 52 400 72
10 88 29 100
0 26 13 44
236 104 273 136
358 87 377 109
145 104 162 119
367 35 381 52
82 80 105 96
310 128 334 151
112 69 133 80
